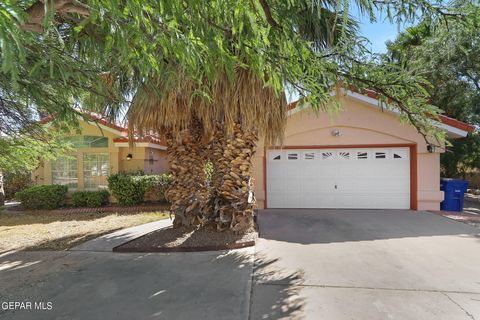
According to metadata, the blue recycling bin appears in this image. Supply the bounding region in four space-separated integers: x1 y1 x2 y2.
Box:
440 178 468 212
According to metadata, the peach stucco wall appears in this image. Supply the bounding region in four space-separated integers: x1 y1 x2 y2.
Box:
252 95 444 210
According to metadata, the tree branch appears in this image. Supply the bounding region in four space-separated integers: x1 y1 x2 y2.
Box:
258 0 281 29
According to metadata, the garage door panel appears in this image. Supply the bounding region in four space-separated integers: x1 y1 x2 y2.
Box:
267 147 411 209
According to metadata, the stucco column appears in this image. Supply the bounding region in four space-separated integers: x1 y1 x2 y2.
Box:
77 153 84 190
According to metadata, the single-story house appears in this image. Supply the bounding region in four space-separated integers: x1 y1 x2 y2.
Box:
252 90 474 211
34 89 473 211
33 115 168 191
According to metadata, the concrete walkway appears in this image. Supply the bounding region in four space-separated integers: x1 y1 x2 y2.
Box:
251 209 480 320
70 219 173 252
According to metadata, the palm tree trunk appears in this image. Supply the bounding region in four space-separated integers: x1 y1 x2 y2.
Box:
165 119 209 227
209 123 257 233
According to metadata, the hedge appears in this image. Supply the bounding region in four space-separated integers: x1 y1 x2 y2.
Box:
107 173 172 205
72 190 110 207
143 174 173 202
16 185 68 210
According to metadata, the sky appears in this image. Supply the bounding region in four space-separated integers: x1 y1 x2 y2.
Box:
354 7 414 53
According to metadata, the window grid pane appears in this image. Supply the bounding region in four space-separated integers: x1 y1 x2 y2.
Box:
51 157 78 190
66 136 108 148
83 153 110 190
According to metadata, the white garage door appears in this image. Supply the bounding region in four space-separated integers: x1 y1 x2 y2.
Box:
266 147 410 209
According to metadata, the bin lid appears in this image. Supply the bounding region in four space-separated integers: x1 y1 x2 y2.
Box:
440 178 468 183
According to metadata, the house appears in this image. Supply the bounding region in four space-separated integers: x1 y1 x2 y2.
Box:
33 89 473 211
251 90 475 211
33 115 168 191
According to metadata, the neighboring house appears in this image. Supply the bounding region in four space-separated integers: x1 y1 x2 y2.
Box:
252 90 475 211
33 115 168 191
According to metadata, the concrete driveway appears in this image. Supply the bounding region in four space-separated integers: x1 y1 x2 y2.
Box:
251 209 480 319
1 209 479 320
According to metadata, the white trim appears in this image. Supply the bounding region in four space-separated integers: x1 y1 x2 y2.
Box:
113 142 167 150
436 123 468 138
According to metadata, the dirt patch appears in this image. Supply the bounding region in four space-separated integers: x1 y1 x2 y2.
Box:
114 225 258 252
0 211 169 252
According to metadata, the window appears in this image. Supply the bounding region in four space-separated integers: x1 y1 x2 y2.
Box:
357 152 368 159
51 156 78 190
339 152 350 160
65 136 108 148
304 152 315 160
287 153 298 160
83 153 110 190
375 152 386 159
322 152 333 160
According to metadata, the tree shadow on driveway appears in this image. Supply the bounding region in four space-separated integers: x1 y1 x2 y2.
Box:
250 253 305 320
0 247 304 320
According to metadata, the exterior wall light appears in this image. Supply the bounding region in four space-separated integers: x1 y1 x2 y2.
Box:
126 153 133 161
331 129 341 137
427 144 435 153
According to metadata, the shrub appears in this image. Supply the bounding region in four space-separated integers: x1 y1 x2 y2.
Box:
107 173 172 205
16 185 68 210
107 173 147 205
72 190 110 207
5 171 32 200
143 173 173 202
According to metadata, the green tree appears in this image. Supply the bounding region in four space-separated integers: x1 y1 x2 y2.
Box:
1 1 458 140
385 2 480 178
0 0 461 228
0 129 71 206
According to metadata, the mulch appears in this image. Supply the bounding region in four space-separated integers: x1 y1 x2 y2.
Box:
114 225 258 252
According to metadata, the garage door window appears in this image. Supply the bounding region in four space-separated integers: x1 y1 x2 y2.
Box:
304 152 315 160
393 149 408 159
322 152 333 160
375 152 386 159
339 151 350 160
357 152 368 159
287 153 298 160
270 152 281 160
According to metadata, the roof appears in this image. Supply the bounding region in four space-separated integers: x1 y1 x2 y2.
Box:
287 89 475 135
39 113 167 148
112 136 165 145
40 113 129 134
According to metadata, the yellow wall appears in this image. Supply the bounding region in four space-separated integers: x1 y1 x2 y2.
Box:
119 146 146 173
33 120 169 191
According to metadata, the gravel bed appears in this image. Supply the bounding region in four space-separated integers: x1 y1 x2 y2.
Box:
114 225 258 252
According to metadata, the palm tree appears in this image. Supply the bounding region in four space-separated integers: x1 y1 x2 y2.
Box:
128 66 286 232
